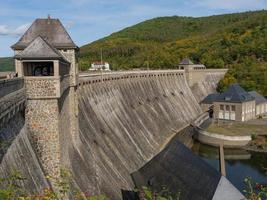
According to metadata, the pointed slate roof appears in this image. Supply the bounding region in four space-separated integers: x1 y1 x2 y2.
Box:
179 58 194 65
248 91 267 105
14 36 68 62
12 18 77 50
215 84 254 103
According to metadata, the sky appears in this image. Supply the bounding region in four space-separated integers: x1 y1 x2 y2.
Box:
0 0 267 57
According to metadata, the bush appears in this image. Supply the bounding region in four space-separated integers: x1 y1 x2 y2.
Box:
258 115 263 119
244 177 267 200
251 134 257 140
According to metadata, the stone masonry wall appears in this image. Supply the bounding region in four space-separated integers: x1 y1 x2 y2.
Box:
25 78 59 99
25 99 61 178
60 50 77 86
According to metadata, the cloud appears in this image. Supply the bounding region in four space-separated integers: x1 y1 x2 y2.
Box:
64 21 75 29
191 0 267 10
0 25 9 35
0 23 31 36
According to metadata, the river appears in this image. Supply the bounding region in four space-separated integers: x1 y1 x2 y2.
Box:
192 142 267 195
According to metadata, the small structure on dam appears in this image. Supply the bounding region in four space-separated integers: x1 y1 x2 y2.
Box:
0 16 245 200
12 16 79 181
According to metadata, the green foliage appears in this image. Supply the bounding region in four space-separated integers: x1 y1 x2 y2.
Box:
251 134 257 141
87 195 105 200
258 115 263 119
138 186 180 200
243 177 267 200
80 10 267 96
0 169 106 200
217 73 237 93
0 170 26 200
0 57 14 72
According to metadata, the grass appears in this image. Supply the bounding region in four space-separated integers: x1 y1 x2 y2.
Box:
206 122 267 136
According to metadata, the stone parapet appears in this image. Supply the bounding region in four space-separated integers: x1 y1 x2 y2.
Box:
0 88 25 128
25 77 59 99
25 76 70 99
79 70 185 86
0 78 24 98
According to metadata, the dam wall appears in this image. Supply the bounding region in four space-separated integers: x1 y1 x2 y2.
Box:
0 69 225 199
0 126 49 192
186 69 227 103
74 70 222 198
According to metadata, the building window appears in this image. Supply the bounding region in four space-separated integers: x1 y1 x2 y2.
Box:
226 105 230 111
231 105 235 111
220 105 224 111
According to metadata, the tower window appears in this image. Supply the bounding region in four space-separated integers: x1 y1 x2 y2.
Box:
231 105 236 111
23 62 54 76
34 66 53 76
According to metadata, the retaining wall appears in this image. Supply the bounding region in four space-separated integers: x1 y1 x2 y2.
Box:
194 113 251 147
197 129 251 147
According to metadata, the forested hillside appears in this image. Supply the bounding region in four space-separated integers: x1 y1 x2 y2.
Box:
80 10 267 96
0 57 14 72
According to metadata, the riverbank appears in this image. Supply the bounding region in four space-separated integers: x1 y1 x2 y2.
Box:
242 135 267 153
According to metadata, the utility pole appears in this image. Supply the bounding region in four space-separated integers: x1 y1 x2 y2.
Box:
100 48 103 82
147 55 150 71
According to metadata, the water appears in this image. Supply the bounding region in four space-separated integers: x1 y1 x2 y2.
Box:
192 142 267 194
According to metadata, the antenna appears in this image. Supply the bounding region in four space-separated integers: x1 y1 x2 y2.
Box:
100 48 103 64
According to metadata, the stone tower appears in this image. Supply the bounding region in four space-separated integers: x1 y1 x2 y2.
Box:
12 17 78 180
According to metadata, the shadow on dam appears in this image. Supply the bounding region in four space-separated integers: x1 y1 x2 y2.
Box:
125 126 221 200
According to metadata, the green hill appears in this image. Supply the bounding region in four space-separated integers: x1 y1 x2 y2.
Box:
80 10 267 95
0 57 14 72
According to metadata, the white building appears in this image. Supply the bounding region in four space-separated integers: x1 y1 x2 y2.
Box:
90 61 110 71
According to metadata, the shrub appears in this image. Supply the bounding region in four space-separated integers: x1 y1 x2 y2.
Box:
243 177 267 200
251 134 257 140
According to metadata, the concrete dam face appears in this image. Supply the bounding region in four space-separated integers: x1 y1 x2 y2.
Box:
0 70 226 199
